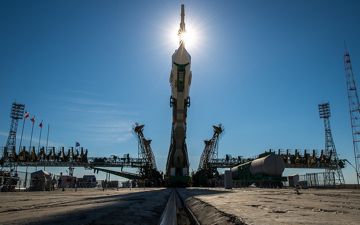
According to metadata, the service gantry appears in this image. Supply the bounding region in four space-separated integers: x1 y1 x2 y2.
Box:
198 124 224 171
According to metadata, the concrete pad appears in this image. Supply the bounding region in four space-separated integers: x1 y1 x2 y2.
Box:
0 188 171 225
183 188 360 225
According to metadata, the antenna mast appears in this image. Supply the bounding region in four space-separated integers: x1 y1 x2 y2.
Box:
344 47 360 185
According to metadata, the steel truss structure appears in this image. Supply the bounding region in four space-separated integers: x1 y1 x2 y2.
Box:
318 103 345 185
3 102 25 163
344 49 360 185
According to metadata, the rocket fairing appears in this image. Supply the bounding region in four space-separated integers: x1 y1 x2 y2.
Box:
166 4 191 177
169 45 192 104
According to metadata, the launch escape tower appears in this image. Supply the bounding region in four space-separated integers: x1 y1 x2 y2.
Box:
166 4 192 185
344 49 360 185
3 102 25 162
318 103 345 185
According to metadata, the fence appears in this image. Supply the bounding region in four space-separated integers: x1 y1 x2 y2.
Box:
299 171 337 188
1 169 129 192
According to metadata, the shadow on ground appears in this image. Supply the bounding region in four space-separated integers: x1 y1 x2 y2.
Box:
24 189 171 225
7 188 231 225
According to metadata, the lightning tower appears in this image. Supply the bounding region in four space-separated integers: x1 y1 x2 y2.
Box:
344 48 360 185
166 4 192 185
318 103 345 185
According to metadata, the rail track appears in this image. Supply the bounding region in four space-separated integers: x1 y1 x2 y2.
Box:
159 188 200 225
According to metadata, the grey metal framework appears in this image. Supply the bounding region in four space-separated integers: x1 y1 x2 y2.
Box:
318 103 345 185
133 123 157 170
198 124 224 170
258 149 346 169
91 167 141 180
344 49 360 185
0 156 147 168
1 123 163 182
4 102 25 160
0 145 150 169
299 172 337 187
0 144 156 181
208 156 249 168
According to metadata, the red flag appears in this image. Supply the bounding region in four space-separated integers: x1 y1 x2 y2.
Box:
24 112 30 119
30 116 35 124
39 121 43 128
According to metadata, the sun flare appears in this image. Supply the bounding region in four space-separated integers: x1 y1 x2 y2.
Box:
171 23 199 51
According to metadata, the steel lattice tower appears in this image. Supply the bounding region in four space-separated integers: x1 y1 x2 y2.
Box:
133 123 157 170
344 48 360 185
318 103 345 185
4 102 25 159
198 124 224 170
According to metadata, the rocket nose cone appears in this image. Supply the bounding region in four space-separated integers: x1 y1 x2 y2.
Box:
173 44 191 64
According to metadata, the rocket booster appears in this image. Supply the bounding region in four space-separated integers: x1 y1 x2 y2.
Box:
166 4 191 177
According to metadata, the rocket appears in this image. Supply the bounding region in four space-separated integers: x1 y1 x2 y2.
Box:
166 4 192 178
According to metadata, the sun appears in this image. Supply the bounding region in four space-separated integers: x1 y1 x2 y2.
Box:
179 26 198 49
161 10 205 55
170 22 200 51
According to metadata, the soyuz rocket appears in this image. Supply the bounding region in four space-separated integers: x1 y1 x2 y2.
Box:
166 4 192 178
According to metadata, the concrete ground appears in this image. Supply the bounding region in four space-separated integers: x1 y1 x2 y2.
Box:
182 187 360 225
0 188 171 225
1 187 359 225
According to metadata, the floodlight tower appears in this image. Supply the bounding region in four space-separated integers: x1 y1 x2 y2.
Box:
4 102 25 159
344 48 360 185
318 103 345 185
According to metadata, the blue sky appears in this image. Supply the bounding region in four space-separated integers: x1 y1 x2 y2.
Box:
1 0 360 183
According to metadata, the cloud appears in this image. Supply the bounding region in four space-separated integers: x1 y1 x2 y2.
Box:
56 95 138 117
79 120 135 143
63 105 136 117
0 130 65 147
39 92 139 145
62 96 119 107
58 95 137 144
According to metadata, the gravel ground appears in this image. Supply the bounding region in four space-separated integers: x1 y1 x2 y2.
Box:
0 188 171 225
183 187 360 225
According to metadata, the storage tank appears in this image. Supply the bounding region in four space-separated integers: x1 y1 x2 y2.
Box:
250 154 285 176
231 154 285 177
